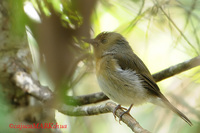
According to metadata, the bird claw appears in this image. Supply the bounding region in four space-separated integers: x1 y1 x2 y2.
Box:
113 104 133 124
113 104 121 120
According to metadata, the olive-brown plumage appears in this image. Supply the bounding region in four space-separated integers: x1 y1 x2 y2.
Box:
85 32 192 126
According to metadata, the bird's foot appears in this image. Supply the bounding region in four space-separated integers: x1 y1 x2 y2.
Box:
113 105 126 119
113 104 133 124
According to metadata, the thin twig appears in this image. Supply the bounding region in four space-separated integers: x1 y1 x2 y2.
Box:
159 6 199 55
125 0 147 33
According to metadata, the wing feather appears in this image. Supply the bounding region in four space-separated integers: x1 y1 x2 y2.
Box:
113 52 162 97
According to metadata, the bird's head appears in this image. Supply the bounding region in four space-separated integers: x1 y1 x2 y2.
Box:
84 32 131 58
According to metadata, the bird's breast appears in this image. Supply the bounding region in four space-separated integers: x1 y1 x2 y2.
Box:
95 56 117 76
95 56 150 106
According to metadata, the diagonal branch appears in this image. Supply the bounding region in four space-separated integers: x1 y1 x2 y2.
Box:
153 55 200 82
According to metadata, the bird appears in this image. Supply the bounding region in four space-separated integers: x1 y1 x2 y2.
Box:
84 31 192 126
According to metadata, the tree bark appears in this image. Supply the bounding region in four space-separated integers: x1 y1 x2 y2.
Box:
0 1 55 133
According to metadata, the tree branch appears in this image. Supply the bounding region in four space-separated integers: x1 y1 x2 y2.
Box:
12 56 200 132
65 92 109 106
153 55 200 82
68 55 200 105
13 56 200 106
13 71 150 133
13 71 53 102
57 102 150 133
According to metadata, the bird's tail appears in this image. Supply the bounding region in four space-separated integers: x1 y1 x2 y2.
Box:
161 96 193 126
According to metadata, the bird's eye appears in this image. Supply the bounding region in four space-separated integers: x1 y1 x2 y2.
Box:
101 39 107 44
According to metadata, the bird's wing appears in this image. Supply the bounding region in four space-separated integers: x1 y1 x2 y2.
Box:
113 52 162 97
113 52 193 126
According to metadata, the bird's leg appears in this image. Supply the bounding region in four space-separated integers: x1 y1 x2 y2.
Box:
119 104 133 122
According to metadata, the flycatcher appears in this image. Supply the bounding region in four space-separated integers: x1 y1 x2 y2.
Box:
85 32 192 126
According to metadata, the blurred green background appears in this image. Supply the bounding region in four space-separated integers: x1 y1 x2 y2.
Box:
4 0 200 133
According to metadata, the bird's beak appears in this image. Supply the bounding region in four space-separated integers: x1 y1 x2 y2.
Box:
83 38 98 47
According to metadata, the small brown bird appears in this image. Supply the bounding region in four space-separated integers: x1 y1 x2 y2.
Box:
85 32 192 126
